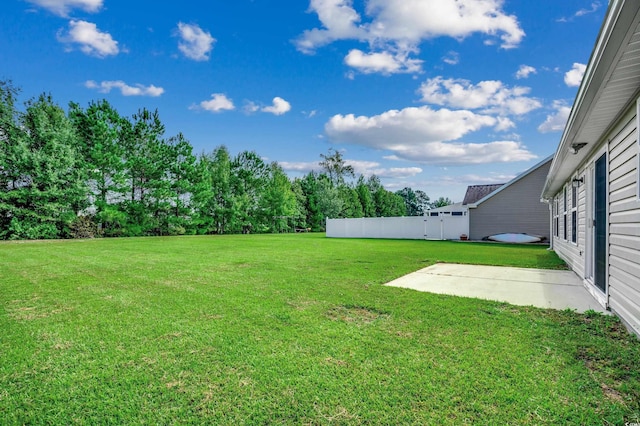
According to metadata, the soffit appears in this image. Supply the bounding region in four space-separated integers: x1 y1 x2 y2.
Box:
543 0 640 198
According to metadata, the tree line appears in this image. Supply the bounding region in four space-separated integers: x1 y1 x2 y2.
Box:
0 81 451 240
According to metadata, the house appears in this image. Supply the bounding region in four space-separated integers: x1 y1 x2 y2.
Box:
541 0 640 336
465 156 553 241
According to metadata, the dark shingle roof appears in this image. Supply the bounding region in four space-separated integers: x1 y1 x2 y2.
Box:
462 184 504 205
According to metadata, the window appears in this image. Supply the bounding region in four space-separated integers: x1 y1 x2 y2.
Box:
563 187 568 240
452 211 464 216
571 183 578 244
430 212 439 217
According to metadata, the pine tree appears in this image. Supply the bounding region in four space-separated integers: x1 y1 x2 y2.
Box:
1 92 88 239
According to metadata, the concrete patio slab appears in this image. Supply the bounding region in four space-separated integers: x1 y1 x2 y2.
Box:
385 263 609 313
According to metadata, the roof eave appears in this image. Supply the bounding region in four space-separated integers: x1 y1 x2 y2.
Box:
542 0 640 199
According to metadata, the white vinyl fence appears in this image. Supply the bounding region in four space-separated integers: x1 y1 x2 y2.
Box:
326 212 469 240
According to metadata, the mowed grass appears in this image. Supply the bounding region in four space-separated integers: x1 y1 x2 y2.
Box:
1 234 639 425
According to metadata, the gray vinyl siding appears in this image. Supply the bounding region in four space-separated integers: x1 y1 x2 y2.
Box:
468 160 551 241
552 104 640 336
578 179 587 256
607 106 640 336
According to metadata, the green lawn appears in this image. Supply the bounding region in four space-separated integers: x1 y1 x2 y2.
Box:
1 234 638 424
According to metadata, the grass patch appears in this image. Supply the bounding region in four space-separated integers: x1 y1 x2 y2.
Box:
1 234 638 424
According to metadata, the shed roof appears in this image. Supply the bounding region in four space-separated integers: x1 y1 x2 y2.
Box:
462 184 504 205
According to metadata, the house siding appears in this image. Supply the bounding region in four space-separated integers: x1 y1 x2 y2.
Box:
468 160 551 241
578 179 587 262
552 104 640 335
607 107 640 335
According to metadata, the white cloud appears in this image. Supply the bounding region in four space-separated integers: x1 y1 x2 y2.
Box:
261 97 291 115
279 158 423 179
515 65 536 79
564 63 586 87
557 2 601 22
366 0 524 49
575 2 601 17
327 106 496 146
191 93 235 113
344 49 423 74
57 20 119 57
538 101 571 133
26 0 102 16
418 76 542 116
176 22 215 61
439 173 515 185
243 101 260 114
342 159 380 175
324 106 536 165
342 159 423 178
494 116 516 131
279 161 319 173
372 167 423 178
295 0 525 54
85 80 164 97
390 141 536 165
442 51 459 65
295 0 367 54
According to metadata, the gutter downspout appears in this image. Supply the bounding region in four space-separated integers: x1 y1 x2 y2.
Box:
548 201 554 250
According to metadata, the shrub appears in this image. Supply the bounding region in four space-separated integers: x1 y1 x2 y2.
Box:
2 217 59 240
67 216 102 239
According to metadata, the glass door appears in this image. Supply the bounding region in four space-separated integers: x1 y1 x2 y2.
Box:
593 153 607 293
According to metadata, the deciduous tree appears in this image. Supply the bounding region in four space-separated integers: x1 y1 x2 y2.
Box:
431 196 453 209
319 148 354 185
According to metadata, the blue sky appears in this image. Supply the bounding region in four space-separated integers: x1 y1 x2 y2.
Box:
1 0 606 201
